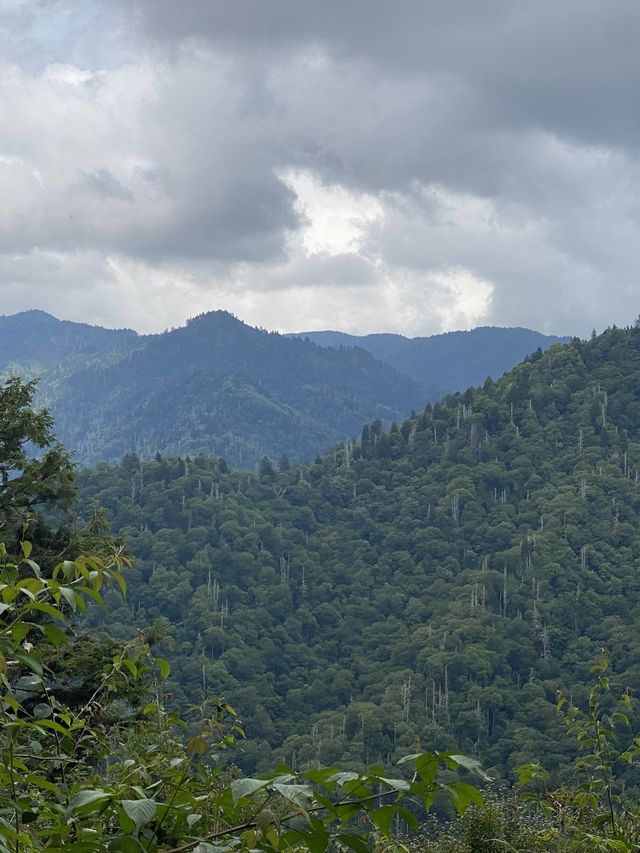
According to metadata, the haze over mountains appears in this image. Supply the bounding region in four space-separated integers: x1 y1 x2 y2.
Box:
1 309 566 469
292 327 568 395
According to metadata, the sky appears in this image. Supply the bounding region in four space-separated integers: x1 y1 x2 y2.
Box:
1 1 640 337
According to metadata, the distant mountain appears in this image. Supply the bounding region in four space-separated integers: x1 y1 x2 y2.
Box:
0 311 427 468
0 311 568 469
0 309 138 377
292 327 569 396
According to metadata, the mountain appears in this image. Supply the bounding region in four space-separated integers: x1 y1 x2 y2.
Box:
0 310 426 468
0 309 138 376
0 311 565 470
79 323 640 780
292 326 569 396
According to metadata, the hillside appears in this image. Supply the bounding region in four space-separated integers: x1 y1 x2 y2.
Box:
44 311 428 468
294 326 568 395
78 324 640 780
0 309 138 377
0 311 563 471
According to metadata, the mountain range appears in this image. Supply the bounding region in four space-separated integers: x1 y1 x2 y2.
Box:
0 309 566 469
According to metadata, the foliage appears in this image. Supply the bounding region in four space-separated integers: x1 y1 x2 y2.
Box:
0 377 77 564
0 543 486 850
515 655 640 851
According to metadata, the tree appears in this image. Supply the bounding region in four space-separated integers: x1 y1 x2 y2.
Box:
278 454 290 473
258 456 275 480
0 540 484 850
0 378 76 562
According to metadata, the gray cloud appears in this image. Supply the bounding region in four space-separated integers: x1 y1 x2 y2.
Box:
1 0 640 335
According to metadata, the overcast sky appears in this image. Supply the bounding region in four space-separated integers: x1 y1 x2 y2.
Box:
1 1 640 337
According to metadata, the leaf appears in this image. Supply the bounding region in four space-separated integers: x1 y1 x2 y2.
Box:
326 771 360 787
67 789 112 815
107 837 145 852
443 781 483 815
271 783 314 810
43 623 67 647
28 601 67 622
32 703 52 719
337 833 371 853
186 736 207 756
155 657 170 679
25 773 60 795
59 587 77 612
13 650 43 676
20 541 32 559
414 752 440 785
122 659 138 678
11 622 34 645
370 805 397 838
121 798 157 832
449 753 491 780
230 777 269 805
374 776 410 792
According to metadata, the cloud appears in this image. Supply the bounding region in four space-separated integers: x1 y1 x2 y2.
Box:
2 1 640 336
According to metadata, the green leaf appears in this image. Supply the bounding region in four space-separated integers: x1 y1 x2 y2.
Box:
13 650 43 676
155 657 170 679
414 752 440 785
337 833 371 853
43 623 67 647
443 781 483 815
271 783 314 810
230 777 269 805
122 659 138 678
11 622 36 645
28 601 67 622
68 789 112 815
108 837 145 852
120 798 157 832
371 805 396 838
449 753 490 779
60 587 78 611
326 771 360 787
20 541 32 559
374 776 410 792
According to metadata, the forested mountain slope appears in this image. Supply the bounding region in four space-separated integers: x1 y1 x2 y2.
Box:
79 325 640 780
49 311 426 468
0 309 138 376
0 311 427 469
294 326 568 395
1 311 564 471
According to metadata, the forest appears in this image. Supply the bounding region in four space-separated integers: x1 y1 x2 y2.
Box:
3 324 640 849
77 325 640 781
0 310 562 471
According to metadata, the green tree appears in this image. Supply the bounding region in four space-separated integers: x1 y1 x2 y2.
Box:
0 377 75 563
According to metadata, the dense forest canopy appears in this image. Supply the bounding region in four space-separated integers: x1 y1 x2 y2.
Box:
77 324 640 788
